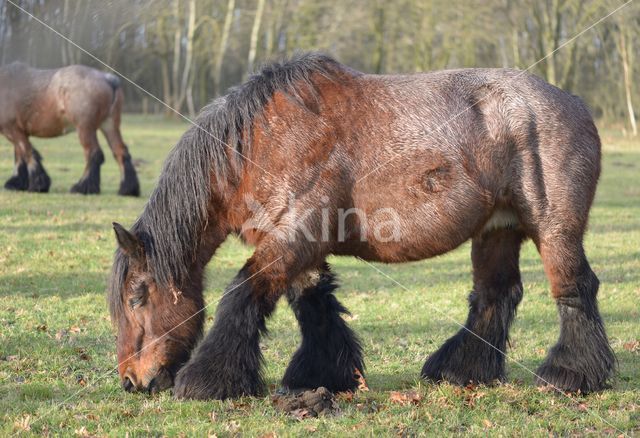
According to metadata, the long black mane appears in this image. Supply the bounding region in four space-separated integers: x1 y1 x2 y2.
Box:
109 52 343 320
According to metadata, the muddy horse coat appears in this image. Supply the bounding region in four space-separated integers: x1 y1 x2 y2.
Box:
109 53 614 399
0 62 139 195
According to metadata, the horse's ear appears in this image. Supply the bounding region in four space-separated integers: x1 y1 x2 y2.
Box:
113 222 145 262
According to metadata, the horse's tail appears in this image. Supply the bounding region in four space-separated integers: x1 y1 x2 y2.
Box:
104 72 121 103
103 72 123 117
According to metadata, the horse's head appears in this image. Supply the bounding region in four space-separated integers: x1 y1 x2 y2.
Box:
109 223 204 394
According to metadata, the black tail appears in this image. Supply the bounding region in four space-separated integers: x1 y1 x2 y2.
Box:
104 72 121 104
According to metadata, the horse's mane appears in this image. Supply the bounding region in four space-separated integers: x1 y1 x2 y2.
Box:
109 52 343 320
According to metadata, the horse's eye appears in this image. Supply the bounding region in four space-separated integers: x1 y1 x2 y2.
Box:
129 296 143 309
128 282 148 309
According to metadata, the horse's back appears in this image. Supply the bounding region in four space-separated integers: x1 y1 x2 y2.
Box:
341 68 600 258
0 63 119 136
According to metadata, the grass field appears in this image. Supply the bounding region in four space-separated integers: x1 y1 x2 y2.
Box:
0 115 638 436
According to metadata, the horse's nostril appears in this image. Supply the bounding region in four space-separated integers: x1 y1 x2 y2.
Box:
122 376 135 392
147 377 157 395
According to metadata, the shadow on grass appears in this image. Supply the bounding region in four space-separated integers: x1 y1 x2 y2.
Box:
0 222 109 234
0 267 245 299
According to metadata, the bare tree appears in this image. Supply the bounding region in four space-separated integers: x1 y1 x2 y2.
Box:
247 0 266 76
213 0 235 96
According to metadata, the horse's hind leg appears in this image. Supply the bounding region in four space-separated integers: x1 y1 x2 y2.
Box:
535 237 614 393
422 228 525 385
282 264 364 392
3 130 50 192
70 127 104 194
100 115 139 196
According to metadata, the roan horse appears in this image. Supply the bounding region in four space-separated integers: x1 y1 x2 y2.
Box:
0 62 140 195
110 53 614 399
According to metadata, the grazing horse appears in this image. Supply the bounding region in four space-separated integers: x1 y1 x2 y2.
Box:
0 62 140 196
109 53 614 400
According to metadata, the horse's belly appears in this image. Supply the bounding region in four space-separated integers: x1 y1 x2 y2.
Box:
26 112 74 138
332 199 488 263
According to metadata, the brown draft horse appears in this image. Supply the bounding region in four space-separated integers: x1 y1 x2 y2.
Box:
0 62 139 195
109 53 614 400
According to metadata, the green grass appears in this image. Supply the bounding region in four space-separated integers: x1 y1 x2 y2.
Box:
1 115 638 436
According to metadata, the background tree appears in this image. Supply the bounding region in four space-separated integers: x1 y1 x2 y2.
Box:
0 0 637 132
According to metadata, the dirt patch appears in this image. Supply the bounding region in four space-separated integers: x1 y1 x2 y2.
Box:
272 387 339 419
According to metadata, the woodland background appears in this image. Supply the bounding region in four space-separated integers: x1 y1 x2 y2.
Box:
0 0 638 134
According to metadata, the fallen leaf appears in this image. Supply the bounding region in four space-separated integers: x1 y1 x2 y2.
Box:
75 348 91 361
36 324 47 332
226 420 240 433
290 408 312 421
389 390 421 405
14 415 31 432
74 426 91 437
622 341 639 352
483 419 493 428
464 390 486 407
354 368 369 392
210 411 217 422
336 391 354 402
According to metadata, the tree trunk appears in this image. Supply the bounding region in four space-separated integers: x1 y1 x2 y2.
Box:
619 30 637 136
213 0 235 96
161 58 172 117
373 4 385 74
247 0 266 76
171 0 182 112
176 0 196 113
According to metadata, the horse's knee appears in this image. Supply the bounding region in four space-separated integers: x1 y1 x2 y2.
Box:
247 241 323 299
283 267 364 392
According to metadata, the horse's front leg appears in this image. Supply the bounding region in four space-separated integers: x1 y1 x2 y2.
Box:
4 146 29 191
282 264 364 393
173 243 303 400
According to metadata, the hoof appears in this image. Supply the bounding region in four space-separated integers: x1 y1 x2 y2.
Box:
282 363 361 394
535 360 611 394
119 158 140 196
173 360 263 400
4 175 28 191
70 179 100 195
28 170 51 193
421 331 505 386
5 161 29 191
118 180 140 197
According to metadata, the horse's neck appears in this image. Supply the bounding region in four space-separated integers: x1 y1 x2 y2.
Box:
184 210 230 292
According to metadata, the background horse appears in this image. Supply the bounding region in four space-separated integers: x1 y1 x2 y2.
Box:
0 62 139 196
109 53 614 399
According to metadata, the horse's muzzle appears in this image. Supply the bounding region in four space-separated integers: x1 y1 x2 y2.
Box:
121 367 174 394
